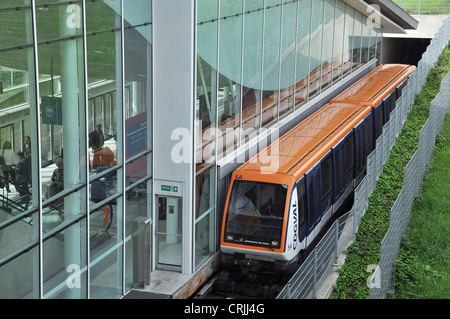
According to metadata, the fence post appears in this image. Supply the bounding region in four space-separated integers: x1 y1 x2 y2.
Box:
313 248 318 299
334 220 339 266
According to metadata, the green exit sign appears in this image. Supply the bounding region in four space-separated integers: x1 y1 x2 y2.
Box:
161 185 178 192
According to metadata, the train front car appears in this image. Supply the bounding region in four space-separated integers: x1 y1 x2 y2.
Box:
220 171 301 276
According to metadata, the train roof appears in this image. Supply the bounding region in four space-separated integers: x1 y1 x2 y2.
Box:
236 103 372 182
329 64 416 106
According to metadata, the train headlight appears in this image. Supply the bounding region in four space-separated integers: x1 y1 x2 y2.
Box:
271 241 279 247
226 235 234 241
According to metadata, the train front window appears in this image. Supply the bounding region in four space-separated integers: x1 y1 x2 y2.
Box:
224 181 287 249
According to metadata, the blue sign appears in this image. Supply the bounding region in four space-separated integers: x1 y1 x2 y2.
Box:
42 96 63 125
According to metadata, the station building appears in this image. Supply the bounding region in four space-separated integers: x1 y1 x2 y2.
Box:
0 0 417 298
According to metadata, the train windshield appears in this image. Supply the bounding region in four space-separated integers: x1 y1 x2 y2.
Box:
224 181 287 249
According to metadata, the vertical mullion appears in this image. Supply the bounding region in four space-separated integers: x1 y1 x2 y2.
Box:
120 0 127 296
277 0 283 122
293 0 299 111
30 0 43 299
81 0 90 299
239 0 245 147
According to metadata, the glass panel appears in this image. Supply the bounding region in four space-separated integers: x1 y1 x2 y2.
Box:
262 0 281 127
0 246 37 298
321 0 335 91
361 16 370 64
86 0 120 176
0 1 39 299
125 180 151 289
352 11 363 70
44 218 88 299
224 180 287 249
242 0 263 140
343 3 354 75
89 198 121 299
195 166 215 269
0 5 32 50
196 0 218 167
295 0 311 109
308 0 324 99
279 0 298 119
218 0 243 160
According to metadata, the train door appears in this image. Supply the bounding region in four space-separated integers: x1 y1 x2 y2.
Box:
305 165 318 237
382 93 391 125
319 152 333 215
295 177 307 247
343 131 355 188
373 103 383 141
354 121 365 185
332 142 345 203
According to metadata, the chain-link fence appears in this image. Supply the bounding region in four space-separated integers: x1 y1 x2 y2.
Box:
277 14 450 300
393 0 450 15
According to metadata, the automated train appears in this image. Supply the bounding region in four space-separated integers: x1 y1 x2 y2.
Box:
217 64 415 294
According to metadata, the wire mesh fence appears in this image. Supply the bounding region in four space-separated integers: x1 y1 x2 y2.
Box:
370 15 450 299
277 15 450 299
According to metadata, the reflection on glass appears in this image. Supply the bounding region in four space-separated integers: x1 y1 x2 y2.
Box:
242 0 263 141
295 0 311 109
0 247 36 298
196 0 218 168
343 4 355 75
353 11 363 69
262 0 281 127
44 219 88 299
218 0 243 160
279 0 298 120
195 166 215 269
308 0 324 99
321 0 335 91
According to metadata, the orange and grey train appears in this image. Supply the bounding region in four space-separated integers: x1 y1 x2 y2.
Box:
220 64 416 275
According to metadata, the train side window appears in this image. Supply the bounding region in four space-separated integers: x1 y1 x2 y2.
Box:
339 147 345 189
296 179 306 226
307 177 314 228
364 117 370 156
345 132 354 174
375 104 383 139
315 170 321 217
321 154 333 201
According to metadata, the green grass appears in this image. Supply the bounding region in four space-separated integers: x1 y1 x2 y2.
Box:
391 112 450 299
392 0 450 14
329 47 450 299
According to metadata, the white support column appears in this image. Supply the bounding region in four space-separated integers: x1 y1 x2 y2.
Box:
152 0 195 274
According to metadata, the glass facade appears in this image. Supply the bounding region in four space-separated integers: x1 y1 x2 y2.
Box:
0 0 152 298
196 0 381 161
195 0 381 271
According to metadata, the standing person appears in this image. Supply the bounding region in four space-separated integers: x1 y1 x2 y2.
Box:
23 135 32 184
12 151 30 205
89 124 105 150
1 141 17 192
23 135 31 159
51 157 64 219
